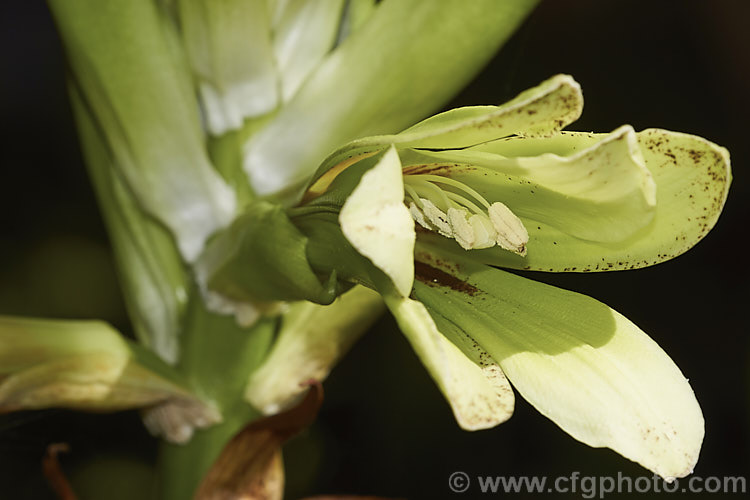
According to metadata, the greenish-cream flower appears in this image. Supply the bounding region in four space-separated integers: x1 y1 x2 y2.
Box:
272 75 731 480
26 1 731 495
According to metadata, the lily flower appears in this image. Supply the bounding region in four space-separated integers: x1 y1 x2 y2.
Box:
271 75 731 480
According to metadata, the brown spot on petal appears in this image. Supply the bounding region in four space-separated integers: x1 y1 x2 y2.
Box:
402 163 476 177
414 261 479 296
688 149 705 163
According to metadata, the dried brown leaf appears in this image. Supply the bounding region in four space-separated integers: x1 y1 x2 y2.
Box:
195 382 323 500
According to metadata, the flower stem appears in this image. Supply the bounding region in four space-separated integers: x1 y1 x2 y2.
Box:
156 287 277 499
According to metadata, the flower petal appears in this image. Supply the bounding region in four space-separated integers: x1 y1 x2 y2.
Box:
411 249 704 479
339 147 415 297
245 286 384 415
405 125 656 244
460 129 731 271
244 0 542 197
398 74 582 148
385 295 514 431
309 74 583 192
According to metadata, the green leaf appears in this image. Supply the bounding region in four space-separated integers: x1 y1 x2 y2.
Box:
245 286 384 414
243 0 541 197
384 295 514 431
177 0 279 135
411 248 704 479
456 129 731 271
48 0 236 261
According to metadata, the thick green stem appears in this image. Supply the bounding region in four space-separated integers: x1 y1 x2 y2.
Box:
156 291 276 500
156 404 258 500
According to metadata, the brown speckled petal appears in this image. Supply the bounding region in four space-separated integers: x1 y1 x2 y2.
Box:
450 128 731 272
412 249 704 480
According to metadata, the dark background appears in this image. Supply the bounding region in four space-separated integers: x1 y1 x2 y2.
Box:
1 1 748 498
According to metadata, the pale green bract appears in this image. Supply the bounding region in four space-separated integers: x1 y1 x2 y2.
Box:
0 316 220 443
297 75 731 479
245 285 384 415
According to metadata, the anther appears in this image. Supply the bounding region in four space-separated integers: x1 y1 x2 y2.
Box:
403 172 529 255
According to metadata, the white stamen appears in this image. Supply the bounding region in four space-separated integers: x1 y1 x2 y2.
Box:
468 214 497 249
447 208 475 250
403 173 529 256
489 202 529 256
421 199 453 237
409 202 433 230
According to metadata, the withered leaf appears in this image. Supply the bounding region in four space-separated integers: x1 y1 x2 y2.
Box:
195 382 323 500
